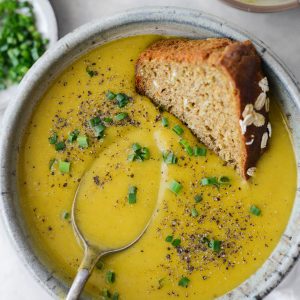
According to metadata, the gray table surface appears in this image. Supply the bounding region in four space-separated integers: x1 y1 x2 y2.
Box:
0 0 300 299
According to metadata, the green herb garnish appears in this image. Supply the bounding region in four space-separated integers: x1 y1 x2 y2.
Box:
89 116 105 138
112 292 119 300
161 117 168 127
218 176 230 185
194 194 203 203
89 116 101 127
209 239 222 252
200 176 230 188
128 186 137 204
106 271 116 284
106 90 116 100
62 211 70 220
102 289 111 298
128 143 150 162
178 276 190 288
86 66 97 77
179 139 193 156
250 205 261 216
165 235 173 243
171 238 181 247
77 135 89 148
162 151 178 165
49 158 56 170
55 141 66 151
115 112 128 121
168 180 182 195
48 133 58 144
172 124 184 136
115 93 129 108
58 160 70 174
191 208 199 217
194 146 207 156
103 117 113 123
0 0 48 89
68 129 79 143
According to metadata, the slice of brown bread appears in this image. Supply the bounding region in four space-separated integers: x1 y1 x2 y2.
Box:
135 38 271 179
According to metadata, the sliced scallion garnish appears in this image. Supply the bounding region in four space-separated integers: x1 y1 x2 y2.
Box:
59 160 70 174
169 180 182 195
172 124 184 136
128 186 137 204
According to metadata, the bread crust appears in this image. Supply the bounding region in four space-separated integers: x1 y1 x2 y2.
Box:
135 38 269 179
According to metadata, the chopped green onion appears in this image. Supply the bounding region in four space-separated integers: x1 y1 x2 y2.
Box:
102 289 111 298
86 67 97 77
103 117 113 123
59 160 70 174
165 235 173 243
127 153 136 162
132 143 142 152
168 180 182 195
161 117 169 127
172 124 184 136
49 158 56 170
194 194 203 203
106 90 116 100
191 208 199 217
178 276 190 288
106 271 116 284
218 176 230 185
201 236 210 245
171 238 181 247
115 112 128 121
162 151 178 165
68 129 79 143
95 260 104 270
62 211 70 220
200 177 219 187
128 186 137 204
48 133 58 144
55 141 66 151
89 116 105 138
112 292 119 300
89 116 101 127
77 135 89 148
250 205 261 216
209 239 222 252
93 124 106 138
128 144 150 161
0 0 48 88
140 147 150 160
115 93 129 108
179 139 193 156
194 146 207 156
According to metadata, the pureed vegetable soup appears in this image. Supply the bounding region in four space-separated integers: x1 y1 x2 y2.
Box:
18 35 297 299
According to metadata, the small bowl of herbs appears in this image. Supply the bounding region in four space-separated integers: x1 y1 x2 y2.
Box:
0 0 57 110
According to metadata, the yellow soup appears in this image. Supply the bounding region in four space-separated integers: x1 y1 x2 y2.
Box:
18 35 297 299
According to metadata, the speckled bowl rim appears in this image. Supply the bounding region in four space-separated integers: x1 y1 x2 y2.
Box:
1 6 300 300
221 0 300 12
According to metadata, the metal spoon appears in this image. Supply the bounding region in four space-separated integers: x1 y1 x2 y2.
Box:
66 176 152 300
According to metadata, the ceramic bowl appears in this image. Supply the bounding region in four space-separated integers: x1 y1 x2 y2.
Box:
1 7 300 300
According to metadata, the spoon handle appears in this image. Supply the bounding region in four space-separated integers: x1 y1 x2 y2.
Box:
66 268 90 300
66 247 102 300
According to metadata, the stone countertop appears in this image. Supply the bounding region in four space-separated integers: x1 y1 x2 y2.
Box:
0 0 299 299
